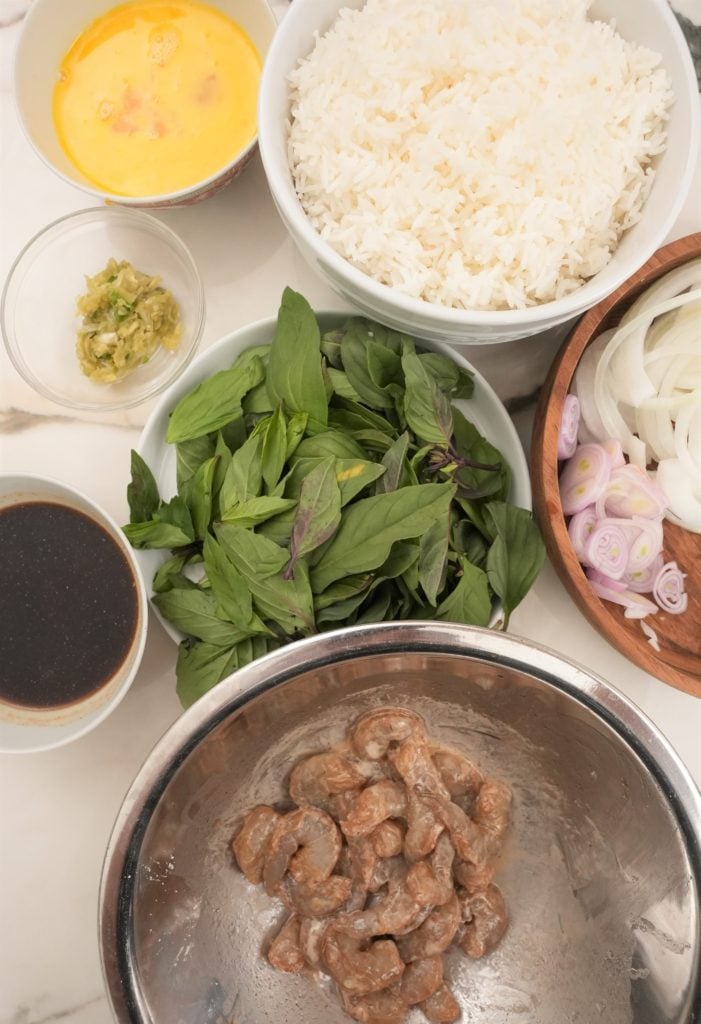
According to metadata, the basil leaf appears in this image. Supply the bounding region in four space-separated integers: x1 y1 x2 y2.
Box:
212 432 233 504
314 574 373 612
285 412 308 460
219 431 264 512
419 513 451 606
203 534 253 625
176 434 216 491
166 356 265 443
153 588 253 645
435 557 492 626
418 352 474 399
250 560 315 635
215 522 288 579
485 503 546 629
334 459 386 505
311 481 456 593
122 520 193 550
182 455 216 541
293 430 368 462
127 450 159 523
328 400 396 437
377 432 411 494
350 429 395 454
158 495 195 538
327 367 362 402
402 349 453 447
288 457 342 568
221 496 297 528
176 641 241 709
340 323 398 410
267 288 328 426
153 552 197 593
261 407 287 492
452 521 489 570
320 329 344 368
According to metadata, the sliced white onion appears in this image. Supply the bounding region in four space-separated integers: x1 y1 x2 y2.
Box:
640 619 661 651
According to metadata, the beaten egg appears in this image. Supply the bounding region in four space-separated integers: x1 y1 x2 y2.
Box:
53 0 261 197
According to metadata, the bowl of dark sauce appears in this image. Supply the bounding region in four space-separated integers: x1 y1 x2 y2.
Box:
0 474 147 753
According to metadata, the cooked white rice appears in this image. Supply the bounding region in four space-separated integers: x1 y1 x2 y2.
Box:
287 0 674 311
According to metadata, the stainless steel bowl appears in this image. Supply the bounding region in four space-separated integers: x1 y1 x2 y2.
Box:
100 623 701 1024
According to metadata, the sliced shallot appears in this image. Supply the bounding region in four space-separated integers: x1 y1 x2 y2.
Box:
583 521 629 580
559 444 611 516
652 561 688 615
567 506 598 561
557 394 581 461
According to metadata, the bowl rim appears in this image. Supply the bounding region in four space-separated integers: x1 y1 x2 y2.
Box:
0 472 149 754
98 620 701 1022
13 0 278 207
0 205 206 411
258 0 701 329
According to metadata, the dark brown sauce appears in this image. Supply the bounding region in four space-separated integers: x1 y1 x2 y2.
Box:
0 501 139 709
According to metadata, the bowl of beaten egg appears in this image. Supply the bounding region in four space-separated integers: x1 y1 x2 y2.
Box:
15 0 277 207
258 0 700 344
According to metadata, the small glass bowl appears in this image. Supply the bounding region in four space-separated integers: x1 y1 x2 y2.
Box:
1 207 205 411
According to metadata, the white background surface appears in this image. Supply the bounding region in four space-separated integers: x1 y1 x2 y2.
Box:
1 8 700 1024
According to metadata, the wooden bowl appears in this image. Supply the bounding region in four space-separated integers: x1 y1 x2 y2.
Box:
532 232 701 698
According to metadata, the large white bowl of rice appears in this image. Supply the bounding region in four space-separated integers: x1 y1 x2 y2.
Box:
259 0 699 344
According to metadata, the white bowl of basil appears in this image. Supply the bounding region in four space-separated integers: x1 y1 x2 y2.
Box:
123 290 539 709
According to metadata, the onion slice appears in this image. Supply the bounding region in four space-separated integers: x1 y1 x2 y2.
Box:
589 579 658 618
584 521 629 580
652 561 688 615
557 394 580 461
568 506 598 561
559 444 611 515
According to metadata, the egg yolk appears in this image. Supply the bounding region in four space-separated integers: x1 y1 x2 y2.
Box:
53 0 261 197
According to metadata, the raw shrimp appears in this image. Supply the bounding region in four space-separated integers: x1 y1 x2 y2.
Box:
454 858 495 894
351 707 426 761
267 913 305 973
459 884 509 958
263 807 341 895
404 791 443 861
406 833 454 907
420 982 460 1023
341 987 408 1024
396 893 461 961
427 795 494 867
432 748 483 799
368 855 406 894
398 956 444 1005
283 874 352 917
371 820 404 859
341 780 408 838
322 927 405 995
299 917 328 968
231 805 281 885
473 779 511 841
389 737 449 800
336 882 426 937
289 752 368 812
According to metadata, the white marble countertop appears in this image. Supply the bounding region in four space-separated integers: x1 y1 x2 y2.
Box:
1 9 701 1024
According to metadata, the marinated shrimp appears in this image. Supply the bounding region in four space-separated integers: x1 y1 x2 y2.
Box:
230 705 512 1024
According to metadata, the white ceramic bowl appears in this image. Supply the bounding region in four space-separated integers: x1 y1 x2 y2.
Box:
0 475 148 754
259 0 700 344
15 0 277 208
131 311 532 642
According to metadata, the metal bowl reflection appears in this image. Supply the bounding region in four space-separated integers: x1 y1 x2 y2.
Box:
100 623 701 1023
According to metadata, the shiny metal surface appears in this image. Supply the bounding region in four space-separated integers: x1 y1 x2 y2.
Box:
100 623 701 1024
